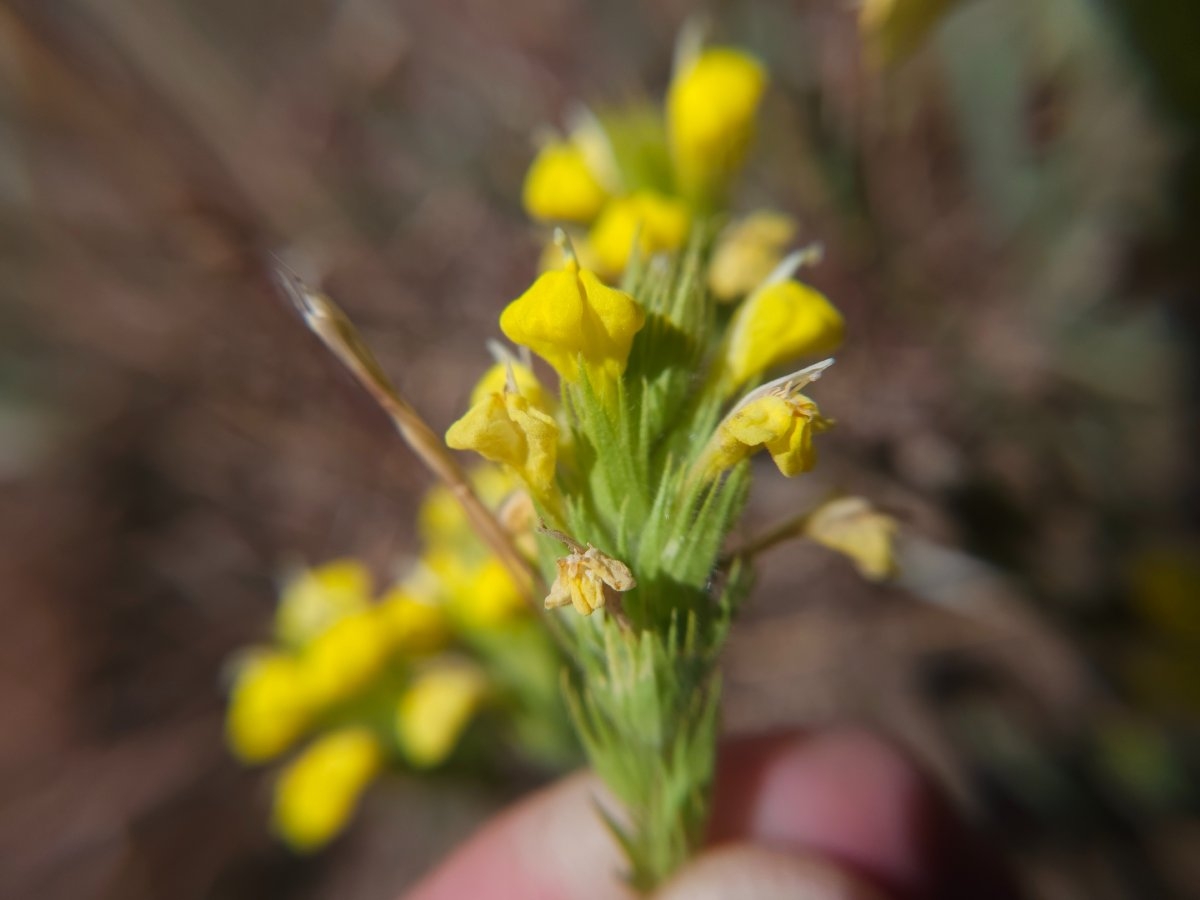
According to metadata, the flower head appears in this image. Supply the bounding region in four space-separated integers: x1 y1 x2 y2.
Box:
542 528 636 617
708 211 797 301
698 361 834 480
722 260 843 390
272 728 381 851
377 586 451 654
587 191 690 277
300 608 393 707
275 559 371 649
226 651 312 763
523 140 610 223
396 664 488 767
499 248 646 382
445 382 559 494
803 496 899 581
668 47 767 200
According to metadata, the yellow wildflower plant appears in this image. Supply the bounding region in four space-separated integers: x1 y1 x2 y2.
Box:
396 664 489 768
668 46 767 202
587 191 691 277
226 651 312 764
238 29 900 891
272 728 382 852
708 211 797 301
499 242 646 383
803 496 900 581
523 139 611 224
445 384 559 496
720 253 844 391
274 558 372 649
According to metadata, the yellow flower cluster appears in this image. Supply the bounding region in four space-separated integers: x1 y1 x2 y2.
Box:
225 465 544 850
520 43 768 279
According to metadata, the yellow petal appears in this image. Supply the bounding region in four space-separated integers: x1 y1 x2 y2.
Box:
396 665 487 767
668 48 767 200
724 280 844 389
522 140 609 223
451 556 526 628
723 394 795 446
499 260 646 381
804 497 899 580
469 360 555 417
275 559 372 648
272 728 381 852
587 192 691 277
226 652 312 763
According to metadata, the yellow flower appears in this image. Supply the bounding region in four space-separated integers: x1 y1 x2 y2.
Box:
226 652 312 763
859 0 963 67
697 362 834 480
377 586 451 654
396 665 488 767
272 728 382 852
667 47 767 200
301 609 392 708
275 559 371 648
445 387 559 494
522 140 609 223
456 556 527 628
708 211 797 301
587 192 691 277
418 465 517 548
499 252 646 383
542 531 636 617
803 497 899 581
722 272 844 391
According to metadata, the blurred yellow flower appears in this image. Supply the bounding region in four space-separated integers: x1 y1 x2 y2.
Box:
456 556 527 628
418 465 517 548
377 587 451 654
445 388 559 494
804 496 899 581
523 140 609 223
708 211 797 301
301 609 392 708
226 652 312 763
722 276 843 391
588 192 691 277
859 0 962 67
499 254 646 383
396 665 488 767
272 728 382 852
275 559 371 648
668 47 766 200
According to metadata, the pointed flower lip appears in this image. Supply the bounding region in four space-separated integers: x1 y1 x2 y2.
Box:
539 525 636 617
499 237 646 382
728 358 835 414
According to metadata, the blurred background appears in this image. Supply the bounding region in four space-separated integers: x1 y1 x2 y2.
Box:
2 0 1199 897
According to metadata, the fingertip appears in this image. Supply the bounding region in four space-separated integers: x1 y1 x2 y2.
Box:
711 728 935 898
654 843 891 900
404 772 634 900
